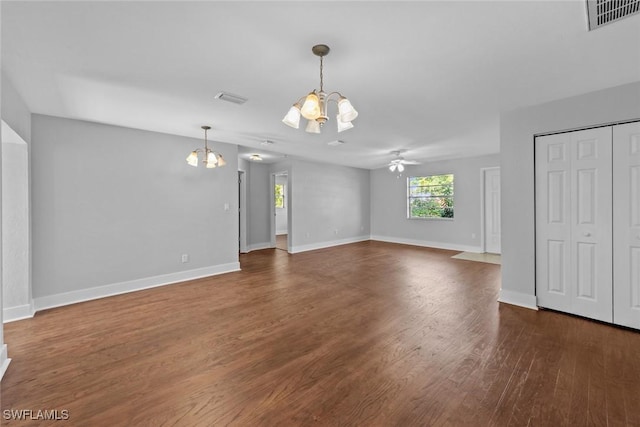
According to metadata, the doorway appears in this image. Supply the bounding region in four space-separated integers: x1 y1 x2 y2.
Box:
482 167 501 254
272 172 288 251
238 170 247 253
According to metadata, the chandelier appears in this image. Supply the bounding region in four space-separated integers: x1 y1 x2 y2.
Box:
282 44 358 134
186 126 227 168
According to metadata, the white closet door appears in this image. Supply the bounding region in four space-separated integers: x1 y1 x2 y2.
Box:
536 132 573 313
570 127 612 322
613 122 640 329
536 127 612 322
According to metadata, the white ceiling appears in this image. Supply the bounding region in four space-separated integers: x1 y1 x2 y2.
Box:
2 1 639 169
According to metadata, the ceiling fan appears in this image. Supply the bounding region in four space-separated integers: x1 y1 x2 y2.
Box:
388 151 419 172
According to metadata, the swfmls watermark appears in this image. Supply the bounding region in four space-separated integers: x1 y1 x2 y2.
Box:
3 409 70 421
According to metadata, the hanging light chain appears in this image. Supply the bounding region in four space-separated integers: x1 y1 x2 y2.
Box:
319 55 324 93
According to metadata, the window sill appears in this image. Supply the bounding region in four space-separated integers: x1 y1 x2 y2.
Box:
407 217 454 221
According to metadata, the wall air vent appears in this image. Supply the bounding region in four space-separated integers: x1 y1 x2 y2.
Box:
586 0 640 30
214 92 248 105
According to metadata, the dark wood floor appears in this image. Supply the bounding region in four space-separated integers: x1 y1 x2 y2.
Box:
2 241 639 426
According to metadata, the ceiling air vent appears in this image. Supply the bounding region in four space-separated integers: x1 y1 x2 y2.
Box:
214 92 248 105
586 0 640 30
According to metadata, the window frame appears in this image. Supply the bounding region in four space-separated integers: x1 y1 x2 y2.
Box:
406 174 455 220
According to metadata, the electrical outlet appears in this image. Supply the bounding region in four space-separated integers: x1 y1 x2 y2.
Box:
181 254 189 263
471 233 476 239
334 229 338 235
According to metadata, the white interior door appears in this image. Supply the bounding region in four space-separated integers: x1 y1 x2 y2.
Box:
613 122 640 329
483 168 501 254
536 132 573 313
536 127 613 322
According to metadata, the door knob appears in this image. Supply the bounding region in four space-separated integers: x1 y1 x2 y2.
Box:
583 232 591 237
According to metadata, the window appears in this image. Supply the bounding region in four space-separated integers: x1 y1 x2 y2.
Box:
408 174 454 219
275 184 285 209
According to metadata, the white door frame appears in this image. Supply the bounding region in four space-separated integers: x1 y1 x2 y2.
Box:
480 167 500 253
238 170 248 253
270 171 289 251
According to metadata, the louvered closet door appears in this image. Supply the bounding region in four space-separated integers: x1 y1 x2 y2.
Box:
613 122 640 329
536 127 613 322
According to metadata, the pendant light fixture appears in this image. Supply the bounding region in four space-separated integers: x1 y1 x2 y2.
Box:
186 125 227 168
282 44 358 134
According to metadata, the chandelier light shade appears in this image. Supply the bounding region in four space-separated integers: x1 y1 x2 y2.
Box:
282 44 358 134
186 125 226 168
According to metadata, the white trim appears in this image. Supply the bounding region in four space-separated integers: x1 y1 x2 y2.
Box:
0 345 10 382
497 289 539 311
238 170 248 254
270 173 277 249
33 263 240 312
3 302 35 323
247 242 272 252
370 235 482 253
290 235 370 254
480 166 500 253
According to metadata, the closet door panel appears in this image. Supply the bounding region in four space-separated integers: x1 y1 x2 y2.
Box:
535 128 612 322
536 133 572 312
570 127 612 322
613 122 640 329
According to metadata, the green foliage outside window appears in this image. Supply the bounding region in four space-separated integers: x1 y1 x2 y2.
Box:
408 174 454 219
275 184 284 209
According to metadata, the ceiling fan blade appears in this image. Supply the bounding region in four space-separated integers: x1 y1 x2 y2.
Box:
402 160 420 165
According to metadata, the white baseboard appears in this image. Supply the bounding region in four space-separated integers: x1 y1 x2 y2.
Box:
248 242 272 252
33 262 240 312
0 344 10 382
290 235 370 254
3 303 35 323
370 235 482 253
276 231 288 236
498 289 539 311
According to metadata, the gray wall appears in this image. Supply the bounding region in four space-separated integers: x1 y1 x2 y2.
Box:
2 140 30 313
500 81 640 308
241 157 369 253
289 159 370 252
31 115 239 299
2 72 32 332
1 73 30 144
371 154 500 251
246 161 271 249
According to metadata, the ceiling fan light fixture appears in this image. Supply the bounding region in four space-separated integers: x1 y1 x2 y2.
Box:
397 163 405 172
389 164 397 172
